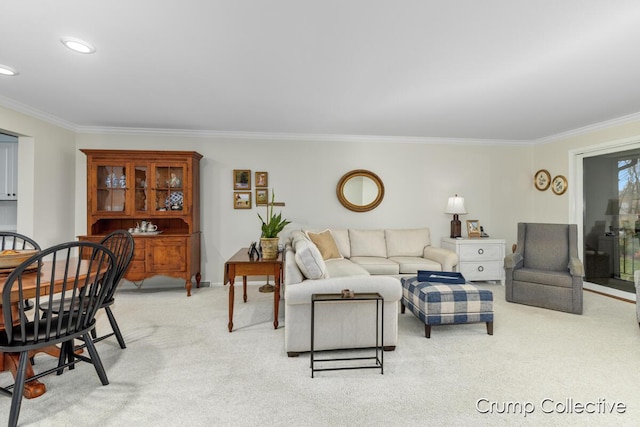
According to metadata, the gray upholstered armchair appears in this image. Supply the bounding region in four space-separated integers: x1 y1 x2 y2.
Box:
504 223 583 314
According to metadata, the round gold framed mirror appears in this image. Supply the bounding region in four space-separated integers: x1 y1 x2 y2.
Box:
336 169 385 212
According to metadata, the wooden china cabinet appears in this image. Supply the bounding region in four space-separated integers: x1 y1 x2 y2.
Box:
78 149 203 296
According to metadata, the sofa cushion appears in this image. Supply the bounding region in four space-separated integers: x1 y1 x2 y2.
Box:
294 239 328 280
329 229 350 259
350 256 400 275
285 276 402 305
290 229 310 245
513 268 573 288
349 229 387 257
385 228 430 257
284 245 304 285
523 224 570 272
306 229 342 260
388 256 442 274
325 258 370 278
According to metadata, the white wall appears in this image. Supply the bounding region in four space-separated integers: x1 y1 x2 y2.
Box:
0 106 76 248
75 132 534 284
533 120 640 224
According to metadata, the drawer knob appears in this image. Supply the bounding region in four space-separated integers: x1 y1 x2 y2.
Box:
477 265 484 272
477 248 484 255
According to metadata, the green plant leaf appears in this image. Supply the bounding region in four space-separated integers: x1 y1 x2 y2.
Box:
257 190 290 238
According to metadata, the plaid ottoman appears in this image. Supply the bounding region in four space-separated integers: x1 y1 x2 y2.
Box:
400 276 494 338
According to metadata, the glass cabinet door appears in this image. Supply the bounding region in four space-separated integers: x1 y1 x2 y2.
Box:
96 164 127 212
153 163 186 213
133 165 148 214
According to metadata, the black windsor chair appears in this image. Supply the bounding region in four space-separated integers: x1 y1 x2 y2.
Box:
1 231 42 311
86 230 134 348
40 230 134 349
0 241 117 427
0 232 40 253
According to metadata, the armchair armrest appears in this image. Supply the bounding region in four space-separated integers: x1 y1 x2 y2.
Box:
504 252 523 270
423 246 459 272
568 257 584 277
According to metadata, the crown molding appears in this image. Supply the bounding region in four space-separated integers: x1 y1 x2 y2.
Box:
5 92 638 145
0 95 77 131
535 111 640 145
76 125 532 145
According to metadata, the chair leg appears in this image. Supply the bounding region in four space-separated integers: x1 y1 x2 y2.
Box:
83 332 109 386
105 306 127 349
56 343 67 375
486 321 494 335
57 340 75 375
425 324 431 338
8 352 28 427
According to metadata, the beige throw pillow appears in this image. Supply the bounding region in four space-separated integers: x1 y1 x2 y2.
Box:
306 229 343 260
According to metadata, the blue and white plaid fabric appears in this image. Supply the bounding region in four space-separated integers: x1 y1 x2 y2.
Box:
401 276 493 325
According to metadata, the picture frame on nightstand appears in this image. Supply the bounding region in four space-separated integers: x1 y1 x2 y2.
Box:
467 220 481 238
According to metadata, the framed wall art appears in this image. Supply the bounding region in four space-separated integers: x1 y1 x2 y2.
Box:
256 188 268 205
255 171 268 187
466 219 481 238
552 175 568 195
534 169 551 191
233 169 251 190
234 191 252 209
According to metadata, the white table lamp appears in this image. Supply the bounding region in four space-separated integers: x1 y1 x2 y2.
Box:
445 195 467 238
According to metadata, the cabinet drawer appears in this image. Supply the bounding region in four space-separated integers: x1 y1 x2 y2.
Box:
132 246 146 261
459 261 502 280
459 244 502 261
127 260 146 274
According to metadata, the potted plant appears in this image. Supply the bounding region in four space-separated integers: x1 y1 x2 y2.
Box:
257 190 291 260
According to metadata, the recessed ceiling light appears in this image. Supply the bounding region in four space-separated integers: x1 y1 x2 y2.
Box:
61 37 96 54
0 65 18 76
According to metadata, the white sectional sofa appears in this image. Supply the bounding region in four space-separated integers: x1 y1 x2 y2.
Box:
283 227 459 356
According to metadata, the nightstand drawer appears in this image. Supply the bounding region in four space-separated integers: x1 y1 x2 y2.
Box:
459 261 502 280
459 244 503 261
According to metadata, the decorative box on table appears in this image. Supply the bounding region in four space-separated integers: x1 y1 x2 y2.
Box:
417 270 466 284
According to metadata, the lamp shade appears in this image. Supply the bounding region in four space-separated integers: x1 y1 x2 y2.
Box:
445 196 467 215
605 198 619 215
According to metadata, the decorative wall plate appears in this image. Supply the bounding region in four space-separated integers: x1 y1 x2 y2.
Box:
165 191 184 209
552 175 568 195
534 169 551 191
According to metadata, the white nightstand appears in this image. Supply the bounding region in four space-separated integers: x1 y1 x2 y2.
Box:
441 237 506 285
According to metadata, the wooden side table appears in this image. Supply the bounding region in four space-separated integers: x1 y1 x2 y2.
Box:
223 248 283 332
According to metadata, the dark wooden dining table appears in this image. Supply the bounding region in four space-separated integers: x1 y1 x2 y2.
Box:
0 259 95 399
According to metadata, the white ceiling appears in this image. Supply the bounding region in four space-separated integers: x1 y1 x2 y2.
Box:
2 1 640 142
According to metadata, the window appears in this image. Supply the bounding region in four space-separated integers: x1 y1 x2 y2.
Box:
582 147 640 293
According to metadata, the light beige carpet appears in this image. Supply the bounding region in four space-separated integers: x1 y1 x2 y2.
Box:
4 279 640 426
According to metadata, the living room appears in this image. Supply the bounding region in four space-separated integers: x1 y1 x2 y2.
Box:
3 109 640 289
2 2 640 425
